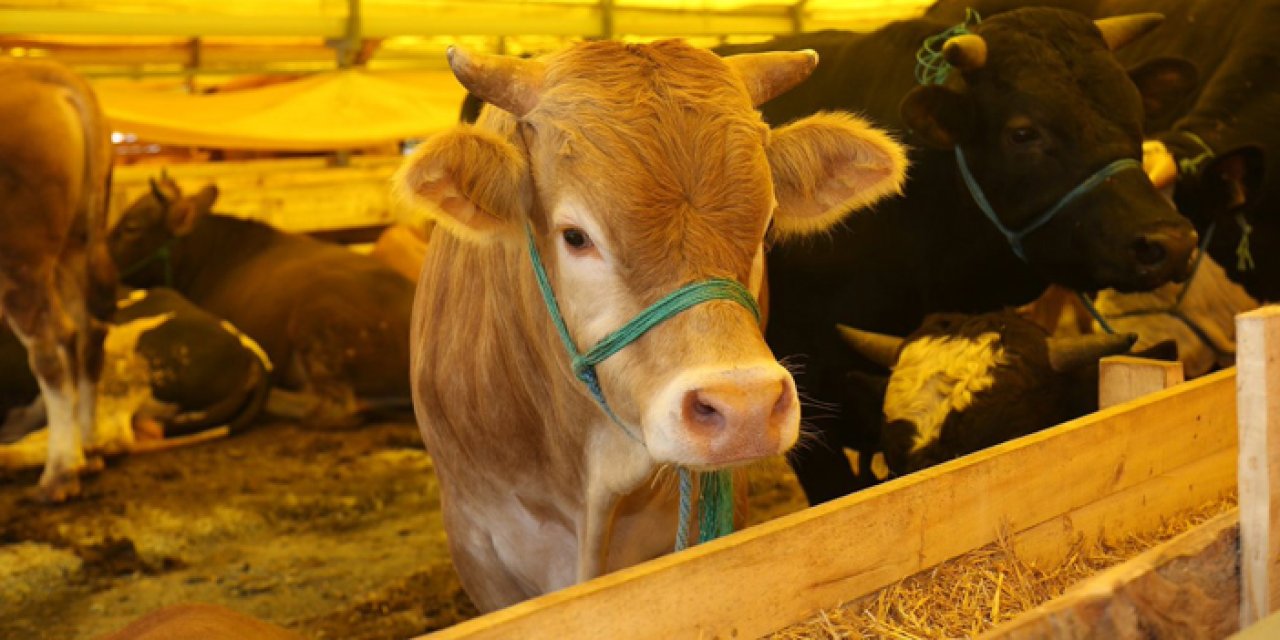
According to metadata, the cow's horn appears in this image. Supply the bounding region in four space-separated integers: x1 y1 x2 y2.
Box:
1094 14 1164 51
724 50 819 107
446 46 544 118
1047 333 1138 372
836 324 904 369
149 177 168 206
942 34 988 72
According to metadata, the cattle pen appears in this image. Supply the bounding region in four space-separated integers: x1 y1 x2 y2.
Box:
3 1 1279 638
418 306 1280 639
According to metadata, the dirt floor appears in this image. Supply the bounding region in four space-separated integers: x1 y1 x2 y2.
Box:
0 418 808 639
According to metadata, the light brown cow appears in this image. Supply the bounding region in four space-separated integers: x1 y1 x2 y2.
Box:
396 39 907 610
0 60 115 501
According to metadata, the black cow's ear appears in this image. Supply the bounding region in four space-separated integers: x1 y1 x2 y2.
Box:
1185 145 1267 222
900 85 972 149
1128 57 1197 130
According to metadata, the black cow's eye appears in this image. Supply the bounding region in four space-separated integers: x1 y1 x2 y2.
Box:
1008 127 1041 145
562 227 593 251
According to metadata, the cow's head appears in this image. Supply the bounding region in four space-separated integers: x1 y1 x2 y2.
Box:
397 40 907 467
901 8 1199 292
109 176 217 287
1158 137 1267 232
838 312 1135 475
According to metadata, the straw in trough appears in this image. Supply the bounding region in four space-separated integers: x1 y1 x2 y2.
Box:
767 493 1236 639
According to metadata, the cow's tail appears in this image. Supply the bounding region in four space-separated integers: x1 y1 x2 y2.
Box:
165 358 270 437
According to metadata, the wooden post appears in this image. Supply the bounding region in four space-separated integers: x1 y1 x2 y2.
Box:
1238 306 1280 627
1099 355 1185 410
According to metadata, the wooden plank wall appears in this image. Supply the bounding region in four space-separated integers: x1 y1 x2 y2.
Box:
423 369 1238 640
110 156 413 235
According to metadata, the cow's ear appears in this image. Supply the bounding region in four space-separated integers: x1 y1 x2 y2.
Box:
766 112 907 238
167 185 216 236
1186 145 1266 222
394 125 530 243
1129 57 1197 128
900 85 973 149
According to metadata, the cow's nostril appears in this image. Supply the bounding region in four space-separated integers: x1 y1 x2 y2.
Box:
1131 236 1168 266
683 390 725 429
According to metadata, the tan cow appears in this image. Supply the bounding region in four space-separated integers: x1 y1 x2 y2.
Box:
0 60 115 501
396 39 907 610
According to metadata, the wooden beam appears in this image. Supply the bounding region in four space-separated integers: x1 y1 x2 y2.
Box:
1099 355 1184 410
0 10 342 38
420 370 1237 640
1238 306 1280 626
985 510 1240 639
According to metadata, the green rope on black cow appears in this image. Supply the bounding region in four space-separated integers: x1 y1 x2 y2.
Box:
1237 212 1256 272
915 8 982 86
523 222 754 552
1076 292 1117 335
119 238 176 287
1176 130 1217 179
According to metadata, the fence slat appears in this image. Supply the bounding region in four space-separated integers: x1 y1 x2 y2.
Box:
1238 306 1280 626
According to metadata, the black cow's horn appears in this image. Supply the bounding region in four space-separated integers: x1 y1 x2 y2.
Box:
1094 14 1165 51
836 324 904 369
1047 333 1138 372
149 177 168 206
942 34 987 72
725 50 819 107
446 46 545 118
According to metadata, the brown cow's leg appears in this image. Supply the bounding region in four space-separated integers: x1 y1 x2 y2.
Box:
4 267 93 501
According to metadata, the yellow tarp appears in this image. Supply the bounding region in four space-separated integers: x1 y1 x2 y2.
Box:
96 69 465 150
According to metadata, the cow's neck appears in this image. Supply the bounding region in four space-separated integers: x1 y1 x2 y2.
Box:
911 148 1050 316
166 215 282 291
415 231 667 582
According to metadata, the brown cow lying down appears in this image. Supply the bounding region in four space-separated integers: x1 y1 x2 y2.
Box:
397 39 908 610
370 222 432 282
109 179 415 428
0 60 116 501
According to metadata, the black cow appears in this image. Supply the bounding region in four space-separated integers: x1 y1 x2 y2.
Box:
837 311 1150 475
724 8 1200 503
108 177 415 428
927 0 1280 302
0 288 270 468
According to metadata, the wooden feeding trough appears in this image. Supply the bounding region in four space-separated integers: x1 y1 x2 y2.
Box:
419 307 1280 640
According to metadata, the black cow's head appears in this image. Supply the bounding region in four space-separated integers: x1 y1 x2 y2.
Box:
838 311 1135 475
901 8 1199 292
1161 138 1267 232
109 175 218 287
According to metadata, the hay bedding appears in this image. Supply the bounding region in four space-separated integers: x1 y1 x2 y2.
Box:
766 494 1236 640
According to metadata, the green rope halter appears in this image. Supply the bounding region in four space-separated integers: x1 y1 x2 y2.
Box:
524 223 754 550
119 238 177 287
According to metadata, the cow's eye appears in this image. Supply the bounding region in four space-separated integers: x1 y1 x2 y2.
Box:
562 227 593 252
1007 127 1041 145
